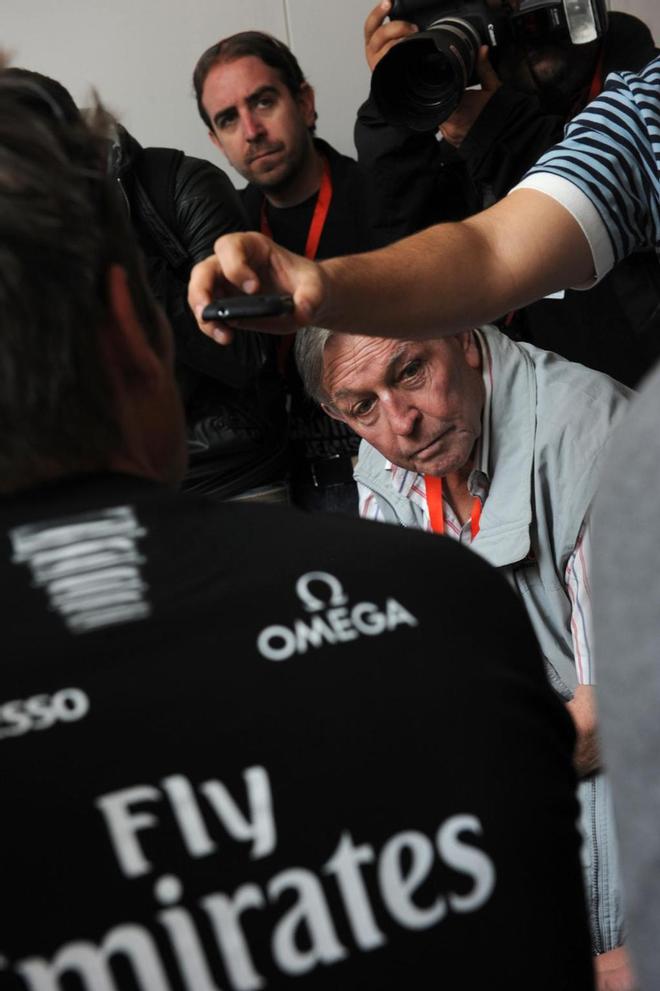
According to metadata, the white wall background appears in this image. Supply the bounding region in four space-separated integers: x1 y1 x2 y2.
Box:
611 0 659 41
3 1 658 189
2 0 376 188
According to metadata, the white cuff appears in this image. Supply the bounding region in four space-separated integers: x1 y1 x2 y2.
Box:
513 174 615 288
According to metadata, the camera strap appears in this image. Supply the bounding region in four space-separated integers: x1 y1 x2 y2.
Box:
260 155 333 261
425 475 482 540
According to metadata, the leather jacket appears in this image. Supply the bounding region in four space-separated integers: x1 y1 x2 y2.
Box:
111 126 287 498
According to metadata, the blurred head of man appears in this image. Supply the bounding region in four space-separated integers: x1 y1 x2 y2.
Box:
296 328 485 479
0 68 187 494
496 0 607 114
193 31 319 203
501 36 601 114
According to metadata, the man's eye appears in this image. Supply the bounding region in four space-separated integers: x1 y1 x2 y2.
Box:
401 360 422 379
352 399 374 418
217 115 236 131
256 96 275 109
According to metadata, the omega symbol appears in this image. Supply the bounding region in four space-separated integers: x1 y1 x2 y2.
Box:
295 572 348 613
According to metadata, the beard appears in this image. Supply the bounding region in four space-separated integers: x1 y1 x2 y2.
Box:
248 131 314 197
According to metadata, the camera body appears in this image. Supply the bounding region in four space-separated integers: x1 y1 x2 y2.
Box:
372 0 608 131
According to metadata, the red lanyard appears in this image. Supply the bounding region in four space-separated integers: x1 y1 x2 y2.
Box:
260 155 332 261
425 474 482 540
261 156 332 373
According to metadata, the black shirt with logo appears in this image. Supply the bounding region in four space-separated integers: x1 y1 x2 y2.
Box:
0 473 593 989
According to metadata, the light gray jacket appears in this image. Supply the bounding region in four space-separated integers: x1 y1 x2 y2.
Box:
354 325 632 952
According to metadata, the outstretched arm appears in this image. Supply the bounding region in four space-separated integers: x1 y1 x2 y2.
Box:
318 188 594 335
189 188 594 344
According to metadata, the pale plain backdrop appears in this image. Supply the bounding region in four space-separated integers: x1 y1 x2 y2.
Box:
3 0 658 189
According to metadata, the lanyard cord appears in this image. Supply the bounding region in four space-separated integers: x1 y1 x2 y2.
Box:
425 474 482 541
261 156 332 373
260 154 332 260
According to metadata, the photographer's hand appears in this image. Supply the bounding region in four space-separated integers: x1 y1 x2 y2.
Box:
439 46 502 148
188 232 325 345
364 0 418 73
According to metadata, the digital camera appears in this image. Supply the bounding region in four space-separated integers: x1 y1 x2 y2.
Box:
371 0 608 131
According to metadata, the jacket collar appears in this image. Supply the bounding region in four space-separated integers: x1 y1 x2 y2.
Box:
471 326 535 568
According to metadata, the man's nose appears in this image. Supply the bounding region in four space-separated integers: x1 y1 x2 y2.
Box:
385 397 420 436
242 110 266 142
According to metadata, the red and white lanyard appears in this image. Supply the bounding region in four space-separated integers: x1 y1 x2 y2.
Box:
260 155 332 261
424 474 482 540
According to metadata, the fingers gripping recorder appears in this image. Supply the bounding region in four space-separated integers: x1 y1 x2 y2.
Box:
371 0 607 130
189 231 325 346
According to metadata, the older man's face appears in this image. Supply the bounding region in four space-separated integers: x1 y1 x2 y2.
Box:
322 332 484 477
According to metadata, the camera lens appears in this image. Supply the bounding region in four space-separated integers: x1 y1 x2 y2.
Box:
372 18 480 131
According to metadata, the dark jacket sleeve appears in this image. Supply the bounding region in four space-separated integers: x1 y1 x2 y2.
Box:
354 95 479 235
168 157 270 391
356 87 563 215
173 155 248 262
458 86 565 200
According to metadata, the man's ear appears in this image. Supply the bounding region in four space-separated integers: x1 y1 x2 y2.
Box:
208 128 222 152
321 401 345 423
103 264 162 389
297 82 317 129
459 329 482 370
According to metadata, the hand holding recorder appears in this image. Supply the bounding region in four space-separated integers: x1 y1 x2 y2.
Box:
189 232 326 346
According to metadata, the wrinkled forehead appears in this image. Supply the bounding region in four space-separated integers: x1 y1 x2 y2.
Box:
322 333 454 400
204 55 282 103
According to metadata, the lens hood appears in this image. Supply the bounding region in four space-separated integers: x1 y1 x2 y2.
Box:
371 21 479 130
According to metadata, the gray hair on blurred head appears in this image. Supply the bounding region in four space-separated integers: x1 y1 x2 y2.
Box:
294 326 336 405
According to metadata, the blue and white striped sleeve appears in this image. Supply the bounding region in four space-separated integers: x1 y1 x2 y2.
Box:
516 55 660 282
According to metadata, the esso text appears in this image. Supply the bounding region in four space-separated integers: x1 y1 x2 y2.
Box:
0 688 89 741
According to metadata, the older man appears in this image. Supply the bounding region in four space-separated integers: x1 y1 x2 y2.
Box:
296 321 632 990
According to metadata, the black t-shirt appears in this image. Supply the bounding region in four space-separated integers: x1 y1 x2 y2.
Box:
0 473 593 989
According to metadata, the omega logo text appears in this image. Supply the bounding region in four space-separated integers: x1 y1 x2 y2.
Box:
257 571 418 661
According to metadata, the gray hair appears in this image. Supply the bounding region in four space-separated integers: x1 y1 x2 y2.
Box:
294 326 336 405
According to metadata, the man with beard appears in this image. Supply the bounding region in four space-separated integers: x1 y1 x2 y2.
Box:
356 0 660 386
193 30 476 514
191 32 392 515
